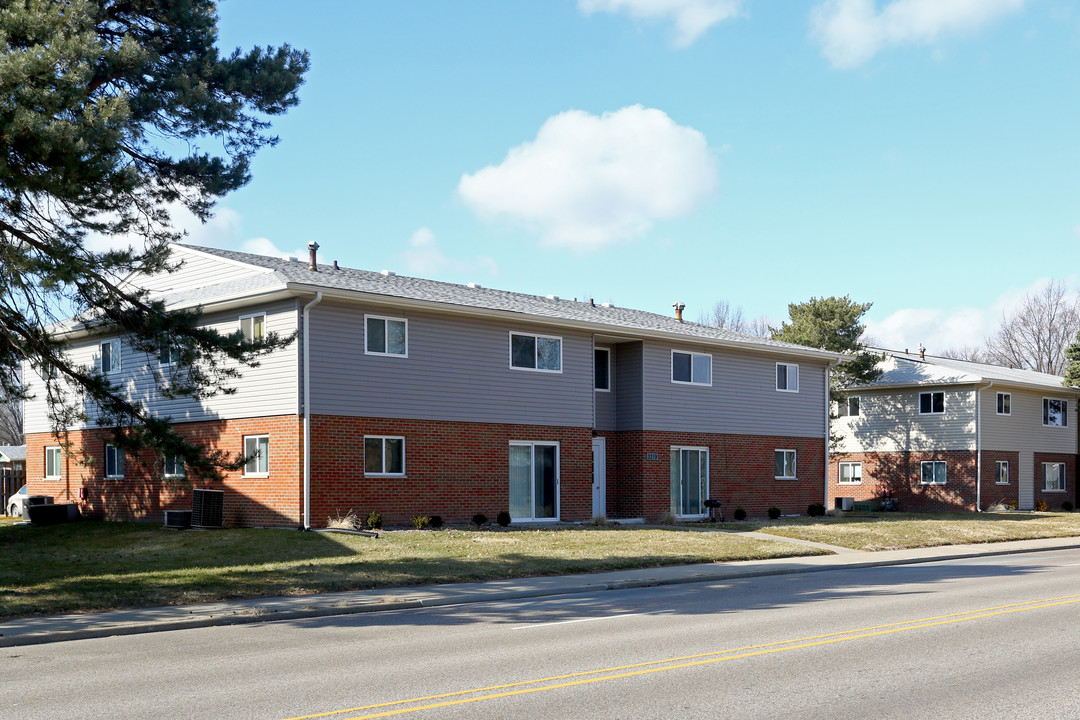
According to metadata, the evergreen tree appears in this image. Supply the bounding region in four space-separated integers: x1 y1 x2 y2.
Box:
1063 330 1080 388
0 1 308 477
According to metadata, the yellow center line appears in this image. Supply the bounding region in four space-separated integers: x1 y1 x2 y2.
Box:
283 592 1080 720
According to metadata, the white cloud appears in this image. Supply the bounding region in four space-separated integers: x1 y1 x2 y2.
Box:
399 228 499 277
578 0 742 47
239 237 308 260
810 0 1027 68
458 105 718 251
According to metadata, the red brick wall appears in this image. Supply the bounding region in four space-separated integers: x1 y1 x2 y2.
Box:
24 416 302 527
980 450 1019 509
1034 452 1076 510
308 416 592 526
829 450 977 512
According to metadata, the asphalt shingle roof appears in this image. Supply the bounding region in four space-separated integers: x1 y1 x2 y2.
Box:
0 445 26 462
863 348 1073 392
177 244 842 360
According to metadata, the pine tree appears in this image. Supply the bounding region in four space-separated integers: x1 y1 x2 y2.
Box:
0 1 309 477
1063 330 1080 388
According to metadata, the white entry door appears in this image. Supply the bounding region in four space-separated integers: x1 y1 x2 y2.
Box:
592 437 606 518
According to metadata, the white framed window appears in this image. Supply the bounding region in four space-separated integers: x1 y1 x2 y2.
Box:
239 313 265 343
45 446 62 480
838 461 862 484
775 449 797 480
243 434 269 477
919 391 944 415
996 460 1009 485
996 392 1011 416
364 436 405 476
510 332 562 372
1043 398 1068 427
1042 462 1067 492
105 444 124 478
510 441 560 521
837 396 860 417
100 340 121 374
671 350 711 386
920 460 947 485
776 363 799 392
594 347 611 392
163 455 185 478
365 315 408 357
671 446 709 518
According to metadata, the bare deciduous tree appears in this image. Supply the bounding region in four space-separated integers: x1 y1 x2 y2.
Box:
0 395 21 446
698 300 771 337
983 280 1080 375
939 345 988 363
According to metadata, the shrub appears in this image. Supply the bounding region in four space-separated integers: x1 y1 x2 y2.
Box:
1036 501 1049 512
496 510 512 527
768 506 781 520
807 503 826 517
733 507 747 521
366 511 383 529
428 515 444 529
327 510 363 530
1063 501 1074 513
471 512 488 527
412 515 430 530
656 511 677 525
1006 500 1019 510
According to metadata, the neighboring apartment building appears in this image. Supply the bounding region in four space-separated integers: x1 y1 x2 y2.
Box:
831 350 1080 512
22 244 843 527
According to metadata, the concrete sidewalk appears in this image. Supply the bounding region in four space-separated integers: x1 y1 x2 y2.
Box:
3 535 1079 647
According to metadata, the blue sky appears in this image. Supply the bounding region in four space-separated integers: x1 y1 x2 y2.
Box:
177 0 1080 354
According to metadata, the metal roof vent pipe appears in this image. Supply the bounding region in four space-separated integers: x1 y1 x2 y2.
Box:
918 343 926 360
673 301 685 322
307 241 320 271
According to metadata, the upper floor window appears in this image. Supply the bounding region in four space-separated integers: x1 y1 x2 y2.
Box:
920 460 946 485
919 391 944 415
243 434 269 477
45 446 62 480
365 315 407 357
365 436 405 476
594 348 611 391
672 350 711 386
775 449 797 479
1042 462 1067 492
776 363 799 392
105 444 124 478
1043 398 1068 427
510 332 562 372
837 396 860 417
100 340 120 374
996 392 1011 415
240 313 265 343
838 461 861 484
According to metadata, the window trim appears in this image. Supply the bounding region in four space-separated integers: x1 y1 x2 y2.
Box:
364 435 406 477
364 314 409 358
838 461 862 485
45 446 62 480
104 443 124 479
996 392 1011 416
100 339 121 374
509 332 563 373
670 350 712 387
594 347 611 392
775 362 799 393
920 460 947 485
1042 397 1069 428
1042 462 1067 492
242 434 270 478
775 449 797 480
995 460 1009 485
239 313 266 343
919 391 945 415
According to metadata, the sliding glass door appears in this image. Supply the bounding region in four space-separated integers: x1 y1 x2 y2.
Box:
509 442 559 521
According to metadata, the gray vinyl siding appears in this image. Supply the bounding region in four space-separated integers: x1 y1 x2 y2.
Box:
22 301 300 434
594 345 617 431
641 341 828 438
979 387 1079 455
306 301 593 427
614 342 643 431
135 248 270 295
834 386 977 453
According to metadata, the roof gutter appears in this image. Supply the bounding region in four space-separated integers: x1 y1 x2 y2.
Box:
301 291 323 530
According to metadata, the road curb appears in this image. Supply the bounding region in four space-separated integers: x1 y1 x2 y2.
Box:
4 539 1079 647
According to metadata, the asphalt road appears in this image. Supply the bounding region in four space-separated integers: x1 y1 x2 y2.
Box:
5 548 1080 720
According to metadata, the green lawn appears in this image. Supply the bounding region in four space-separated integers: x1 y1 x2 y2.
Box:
0 521 821 620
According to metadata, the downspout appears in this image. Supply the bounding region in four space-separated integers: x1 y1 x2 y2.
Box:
976 381 993 513
824 359 841 510
302 291 323 530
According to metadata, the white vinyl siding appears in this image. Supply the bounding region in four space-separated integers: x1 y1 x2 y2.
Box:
243 435 269 477
45 446 61 480
1042 463 1067 492
776 363 798 392
921 460 947 485
996 460 1009 484
838 461 861 484
671 350 711 386
510 332 562 373
835 387 977 454
981 388 1078 457
365 315 407 357
775 449 797 479
365 436 405 476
